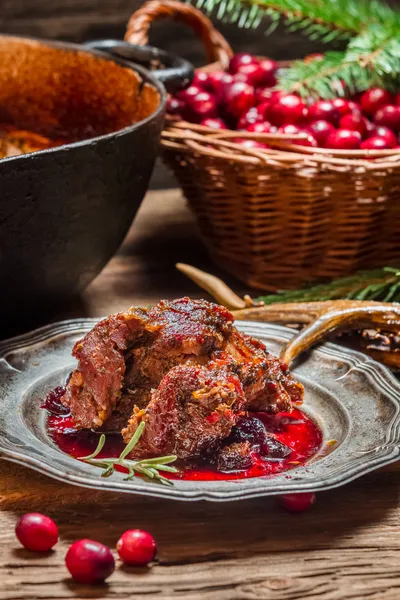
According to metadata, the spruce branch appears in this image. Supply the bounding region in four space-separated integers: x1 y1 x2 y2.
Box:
255 267 400 305
188 0 400 98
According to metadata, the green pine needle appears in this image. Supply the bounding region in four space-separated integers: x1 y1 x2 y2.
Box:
256 267 400 305
187 0 400 98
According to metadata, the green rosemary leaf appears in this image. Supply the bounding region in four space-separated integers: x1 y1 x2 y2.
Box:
137 455 178 466
79 434 106 460
118 421 145 462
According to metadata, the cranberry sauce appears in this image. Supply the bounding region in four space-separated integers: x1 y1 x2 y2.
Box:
44 387 322 481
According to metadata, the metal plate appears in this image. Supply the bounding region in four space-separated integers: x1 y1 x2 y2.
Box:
0 319 399 502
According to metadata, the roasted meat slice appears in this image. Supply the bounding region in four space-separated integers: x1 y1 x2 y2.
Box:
122 363 246 459
61 297 304 458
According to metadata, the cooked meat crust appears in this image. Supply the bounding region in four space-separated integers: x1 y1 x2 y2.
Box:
61 298 304 458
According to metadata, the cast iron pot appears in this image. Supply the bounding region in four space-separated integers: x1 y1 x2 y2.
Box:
0 36 193 326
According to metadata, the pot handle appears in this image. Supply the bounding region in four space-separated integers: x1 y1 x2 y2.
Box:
84 39 194 94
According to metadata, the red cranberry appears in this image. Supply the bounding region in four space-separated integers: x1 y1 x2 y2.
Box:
167 96 184 117
306 120 335 146
192 71 210 90
207 72 234 99
234 63 264 87
279 492 316 513
360 88 393 116
222 81 256 117
339 113 368 137
229 52 258 75
200 117 227 130
245 122 273 133
347 100 362 116
117 529 157 566
65 539 115 584
332 98 355 117
266 94 307 126
308 100 340 126
258 59 278 87
369 125 397 148
176 84 202 102
374 105 400 133
361 135 394 150
256 88 283 105
16 513 58 552
278 124 302 135
325 129 362 150
296 134 318 147
237 106 265 129
188 91 217 121
235 139 268 150
261 435 292 458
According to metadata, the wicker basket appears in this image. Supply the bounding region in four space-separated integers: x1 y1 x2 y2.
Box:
126 0 400 290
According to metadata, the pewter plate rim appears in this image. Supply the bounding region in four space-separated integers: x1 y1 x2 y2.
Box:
0 318 399 502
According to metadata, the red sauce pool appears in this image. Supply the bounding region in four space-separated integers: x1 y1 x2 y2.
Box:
43 388 323 481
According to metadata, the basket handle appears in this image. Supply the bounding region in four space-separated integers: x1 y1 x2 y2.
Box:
125 0 234 70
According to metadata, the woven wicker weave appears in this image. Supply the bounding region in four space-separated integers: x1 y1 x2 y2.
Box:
126 0 400 290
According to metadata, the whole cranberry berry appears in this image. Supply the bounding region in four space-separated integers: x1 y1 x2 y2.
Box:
258 59 278 87
176 84 202 102
332 98 355 117
339 113 368 137
235 63 265 87
360 88 393 116
306 120 335 146
237 106 265 129
222 81 256 118
65 539 115 584
370 126 397 148
308 100 340 126
374 105 400 133
256 88 283 106
200 117 227 130
206 72 234 99
278 124 302 135
396 92 400 106
279 493 316 513
361 136 394 150
188 91 217 121
325 129 362 150
228 52 259 75
245 122 273 133
166 96 184 117
16 513 58 552
192 71 210 90
266 94 307 126
117 529 157 567
296 134 318 147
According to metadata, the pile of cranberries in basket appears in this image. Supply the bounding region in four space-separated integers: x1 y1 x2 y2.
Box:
167 52 400 152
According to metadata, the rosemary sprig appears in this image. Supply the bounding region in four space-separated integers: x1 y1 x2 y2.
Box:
79 421 178 486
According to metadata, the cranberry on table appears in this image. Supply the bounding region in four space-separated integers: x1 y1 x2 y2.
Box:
306 119 335 146
374 105 400 133
325 129 362 150
16 513 58 552
339 113 369 137
228 52 258 75
279 492 316 513
266 94 307 126
65 539 115 584
308 100 340 126
361 135 394 150
360 88 393 116
200 117 227 130
221 81 256 118
117 529 157 567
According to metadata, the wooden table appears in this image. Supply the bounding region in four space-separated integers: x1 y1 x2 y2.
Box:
1 188 399 600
